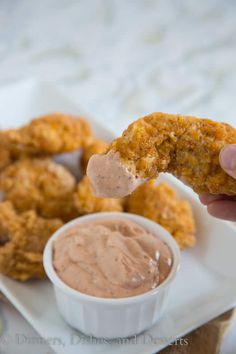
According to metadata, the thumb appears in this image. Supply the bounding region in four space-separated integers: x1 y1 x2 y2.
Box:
219 144 236 179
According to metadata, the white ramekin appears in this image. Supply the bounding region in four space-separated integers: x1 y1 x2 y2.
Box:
43 212 180 338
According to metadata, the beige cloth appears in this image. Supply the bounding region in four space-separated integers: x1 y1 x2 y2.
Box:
160 309 235 354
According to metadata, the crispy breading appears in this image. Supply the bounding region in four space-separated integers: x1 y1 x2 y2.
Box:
74 176 123 214
0 145 12 170
125 180 196 249
0 201 63 280
0 112 92 156
109 112 236 195
0 158 77 220
81 138 108 172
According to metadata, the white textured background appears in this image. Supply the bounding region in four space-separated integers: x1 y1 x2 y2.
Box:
0 0 236 353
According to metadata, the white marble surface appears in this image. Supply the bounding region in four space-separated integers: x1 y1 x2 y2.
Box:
0 0 236 353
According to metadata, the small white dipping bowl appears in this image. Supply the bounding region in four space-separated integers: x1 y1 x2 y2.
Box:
43 212 180 338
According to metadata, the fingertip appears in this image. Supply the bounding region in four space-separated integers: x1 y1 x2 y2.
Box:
199 193 224 205
219 145 236 179
199 193 210 205
207 200 236 221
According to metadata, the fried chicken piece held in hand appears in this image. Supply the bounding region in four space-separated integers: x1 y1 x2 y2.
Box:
0 201 63 280
125 180 196 249
0 112 92 157
74 176 123 214
87 112 236 197
0 158 77 221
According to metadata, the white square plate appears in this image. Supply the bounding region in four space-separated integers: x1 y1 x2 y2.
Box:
0 81 236 354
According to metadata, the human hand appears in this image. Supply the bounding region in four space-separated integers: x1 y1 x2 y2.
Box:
199 145 236 221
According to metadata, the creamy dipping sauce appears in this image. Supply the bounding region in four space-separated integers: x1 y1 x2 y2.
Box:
87 151 145 198
53 218 172 298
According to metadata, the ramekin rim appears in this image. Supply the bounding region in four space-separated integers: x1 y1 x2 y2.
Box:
43 212 180 304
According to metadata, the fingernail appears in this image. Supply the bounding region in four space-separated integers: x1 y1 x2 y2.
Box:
220 145 236 171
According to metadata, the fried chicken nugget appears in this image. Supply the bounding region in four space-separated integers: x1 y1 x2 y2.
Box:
88 113 236 196
0 201 63 280
0 158 77 220
74 176 123 214
125 180 196 249
0 112 92 156
81 139 108 172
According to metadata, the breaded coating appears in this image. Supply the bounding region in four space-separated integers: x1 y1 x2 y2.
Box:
109 112 236 195
0 112 92 156
81 139 108 172
125 180 196 249
74 176 123 214
0 145 12 170
0 201 63 280
0 158 76 220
